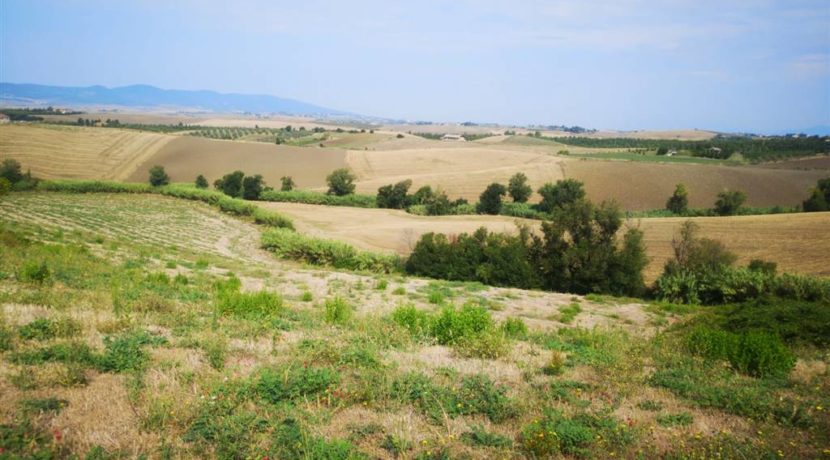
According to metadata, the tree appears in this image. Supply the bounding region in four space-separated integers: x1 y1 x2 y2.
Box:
426 190 453 216
326 168 356 196
410 186 435 205
148 165 169 186
280 176 296 192
656 146 669 156
195 175 209 189
665 220 736 275
477 183 507 215
377 179 412 209
537 179 585 213
242 174 265 200
666 183 689 214
216 170 245 197
0 159 23 184
713 190 746 216
508 172 532 203
802 178 830 212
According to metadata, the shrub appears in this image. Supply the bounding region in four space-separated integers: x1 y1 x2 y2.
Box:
280 176 295 191
18 318 81 341
377 179 412 209
0 177 10 196
454 329 510 359
508 172 533 203
713 190 747 216
721 297 830 347
477 183 507 215
499 317 528 339
148 165 170 186
18 261 50 284
686 326 796 378
430 304 494 345
195 174 209 189
256 366 340 403
324 296 353 325
391 304 432 339
748 259 777 275
261 228 400 273
327 168 356 196
216 170 245 197
666 183 689 214
802 177 829 212
96 330 167 373
241 174 265 200
260 189 376 208
251 207 295 230
542 351 567 375
537 179 585 213
393 373 516 423
216 283 283 320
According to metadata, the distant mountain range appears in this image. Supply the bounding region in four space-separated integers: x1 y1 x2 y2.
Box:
0 82 354 118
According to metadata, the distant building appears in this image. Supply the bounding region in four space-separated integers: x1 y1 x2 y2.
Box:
0 113 9 124
709 147 722 155
441 134 466 142
667 149 677 157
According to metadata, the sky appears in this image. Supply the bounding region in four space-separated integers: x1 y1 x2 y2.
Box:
1 0 829 132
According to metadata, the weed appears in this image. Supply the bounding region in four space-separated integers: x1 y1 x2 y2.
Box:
542 351 567 376
375 279 389 290
558 302 582 324
300 291 313 302
430 303 494 345
256 365 340 404
636 400 664 411
392 286 406 295
427 291 444 304
96 330 167 373
391 304 431 339
18 260 51 284
393 372 516 423
20 397 68 415
461 425 513 448
454 329 510 359
500 317 528 339
216 283 283 320
324 296 353 325
656 412 694 427
381 434 412 457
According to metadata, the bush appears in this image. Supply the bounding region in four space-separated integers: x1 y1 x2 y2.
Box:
257 366 340 403
324 296 353 325
241 174 265 200
251 207 295 230
802 177 829 212
0 177 10 196
537 179 585 213
721 297 830 347
666 183 689 214
327 168 356 196
454 329 510 359
748 259 777 275
195 174 209 189
18 261 50 284
0 159 24 184
19 318 81 341
500 317 528 339
686 326 796 378
216 286 283 320
280 176 295 191
260 189 376 208
215 170 245 197
261 228 400 273
391 304 431 339
148 165 170 186
714 190 747 216
430 303 495 345
508 172 532 203
377 179 412 209
477 183 507 215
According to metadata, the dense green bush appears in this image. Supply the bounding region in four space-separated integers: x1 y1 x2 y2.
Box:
195 174 209 189
508 172 532 203
241 174 265 200
261 228 401 273
802 177 830 212
477 183 507 214
326 168 356 196
376 179 412 209
499 202 548 219
718 297 830 347
666 183 689 214
537 179 585 213
324 296 353 325
215 170 245 197
686 327 796 378
391 304 431 339
713 190 747 216
148 165 169 186
260 189 377 208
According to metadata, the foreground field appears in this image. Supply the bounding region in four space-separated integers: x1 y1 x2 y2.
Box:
1 191 827 458
0 124 173 181
258 202 830 282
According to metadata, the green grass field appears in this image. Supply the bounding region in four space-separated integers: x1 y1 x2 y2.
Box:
0 192 827 459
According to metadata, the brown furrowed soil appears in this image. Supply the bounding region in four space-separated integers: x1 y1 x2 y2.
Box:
0 124 173 180
126 136 346 188
258 202 830 283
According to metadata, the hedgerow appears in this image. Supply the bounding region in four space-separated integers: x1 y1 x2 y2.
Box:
260 228 401 273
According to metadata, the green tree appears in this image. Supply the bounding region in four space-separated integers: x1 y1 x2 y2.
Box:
508 172 532 203
0 159 23 184
656 146 669 156
426 190 453 216
280 176 296 192
148 165 170 186
537 179 585 213
477 183 507 215
326 168 356 196
195 175 209 189
666 183 689 214
242 174 265 200
216 170 245 197
410 185 435 205
377 179 412 209
713 190 747 216
802 178 830 212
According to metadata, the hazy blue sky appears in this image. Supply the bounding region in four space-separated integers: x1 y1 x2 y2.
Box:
1 0 828 132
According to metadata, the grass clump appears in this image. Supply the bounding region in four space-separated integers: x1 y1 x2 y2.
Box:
655 412 694 427
300 291 313 302
256 365 340 404
215 278 283 320
391 304 431 339
20 397 68 415
96 330 167 373
18 260 51 284
392 372 516 423
18 317 82 341
520 410 632 458
558 302 582 324
461 425 513 449
324 296 354 325
500 317 528 339
9 342 97 366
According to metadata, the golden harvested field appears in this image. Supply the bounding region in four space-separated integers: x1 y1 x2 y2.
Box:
0 124 173 180
126 136 346 188
257 202 830 283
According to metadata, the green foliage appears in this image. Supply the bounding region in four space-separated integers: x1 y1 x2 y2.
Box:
377 179 412 209
656 412 694 427
666 183 689 214
261 228 401 273
251 207 295 229
0 177 10 196
477 182 507 214
802 177 830 212
260 188 376 207
96 330 167 373
393 372 516 423
499 317 528 339
324 296 353 325
461 425 513 449
195 174 208 189
215 170 245 198
327 168 357 196
717 297 830 347
241 174 265 200
18 317 81 341
300 291 313 302
537 178 585 213
508 172 533 203
430 304 494 345
454 329 510 359
558 302 582 324
520 410 631 458
148 165 170 186
391 304 431 339
271 418 365 460
280 175 296 191
1 158 24 183
18 260 51 284
20 397 69 415
713 189 747 216
0 420 63 459
37 179 152 193
499 202 548 219
747 259 777 275
686 327 795 378
9 342 97 366
256 365 340 403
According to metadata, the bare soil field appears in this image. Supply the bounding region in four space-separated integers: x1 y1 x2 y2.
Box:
0 124 173 180
126 136 346 188
758 155 830 170
258 202 830 283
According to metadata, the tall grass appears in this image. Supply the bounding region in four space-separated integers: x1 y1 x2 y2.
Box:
260 189 377 208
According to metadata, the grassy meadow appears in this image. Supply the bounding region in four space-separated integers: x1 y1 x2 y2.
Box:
0 191 828 459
